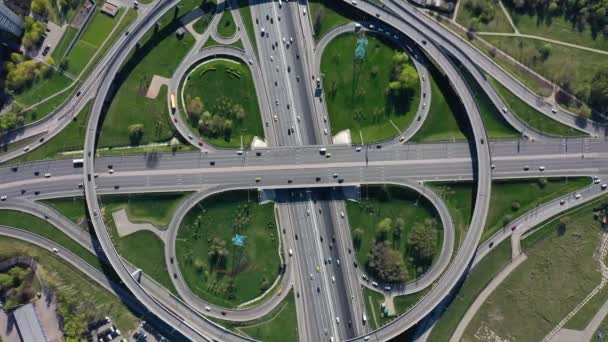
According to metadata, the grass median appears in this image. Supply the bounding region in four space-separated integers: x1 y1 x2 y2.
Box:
217 9 236 38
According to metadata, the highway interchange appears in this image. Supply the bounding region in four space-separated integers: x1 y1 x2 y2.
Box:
0 0 607 341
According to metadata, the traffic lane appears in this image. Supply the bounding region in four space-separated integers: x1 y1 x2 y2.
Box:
278 1 320 145
318 199 358 339
330 199 368 336
2 156 606 200
4 138 608 180
288 199 336 340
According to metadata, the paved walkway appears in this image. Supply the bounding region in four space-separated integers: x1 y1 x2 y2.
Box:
476 32 608 55
146 75 170 99
112 208 166 240
449 253 527 342
497 0 518 34
550 298 608 342
544 232 608 341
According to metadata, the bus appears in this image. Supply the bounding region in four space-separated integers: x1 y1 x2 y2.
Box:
170 93 176 113
73 158 84 167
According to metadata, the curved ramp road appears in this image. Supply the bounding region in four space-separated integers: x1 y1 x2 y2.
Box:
169 46 271 150
372 0 606 137
82 0 256 340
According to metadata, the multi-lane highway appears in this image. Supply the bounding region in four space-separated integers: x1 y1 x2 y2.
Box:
1 0 607 341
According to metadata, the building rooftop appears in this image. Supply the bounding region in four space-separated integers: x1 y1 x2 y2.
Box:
13 303 47 342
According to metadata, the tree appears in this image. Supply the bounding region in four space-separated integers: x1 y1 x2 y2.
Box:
32 0 50 16
366 241 407 283
407 219 438 264
353 227 364 248
393 217 405 240
0 274 12 289
511 201 521 211
590 70 608 114
187 96 204 121
557 216 570 236
128 124 144 145
538 43 551 60
376 217 393 239
208 237 228 267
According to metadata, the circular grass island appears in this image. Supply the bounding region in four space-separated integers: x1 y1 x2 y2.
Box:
180 59 264 148
348 185 443 283
320 32 421 144
175 190 281 308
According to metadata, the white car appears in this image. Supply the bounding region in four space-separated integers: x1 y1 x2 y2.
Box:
323 128 328 135
205 306 211 311
52 248 59 253
502 107 508 113
109 169 114 174
44 173 51 178
340 211 345 218
270 55 274 61
0 196 6 201
594 177 601 184
575 193 581 199
539 166 545 171
248 59 253 65
602 184 607 190
23 146 30 152
288 249 293 256
331 276 335 283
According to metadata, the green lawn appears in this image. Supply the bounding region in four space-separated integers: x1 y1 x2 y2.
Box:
484 35 608 119
100 193 189 228
217 9 236 38
236 0 257 56
320 33 420 144
193 12 214 34
507 9 608 51
7 100 91 164
454 60 519 139
181 59 264 147
363 288 428 330
0 210 103 272
18 90 72 125
463 195 608 341
238 292 298 341
427 240 511 341
100 196 180 295
13 72 73 108
483 177 591 242
65 9 124 75
411 73 469 142
99 6 196 148
42 197 88 229
52 26 78 60
488 75 586 137
0 238 139 335
309 0 371 42
456 0 514 33
429 182 475 250
348 185 441 281
175 190 280 308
